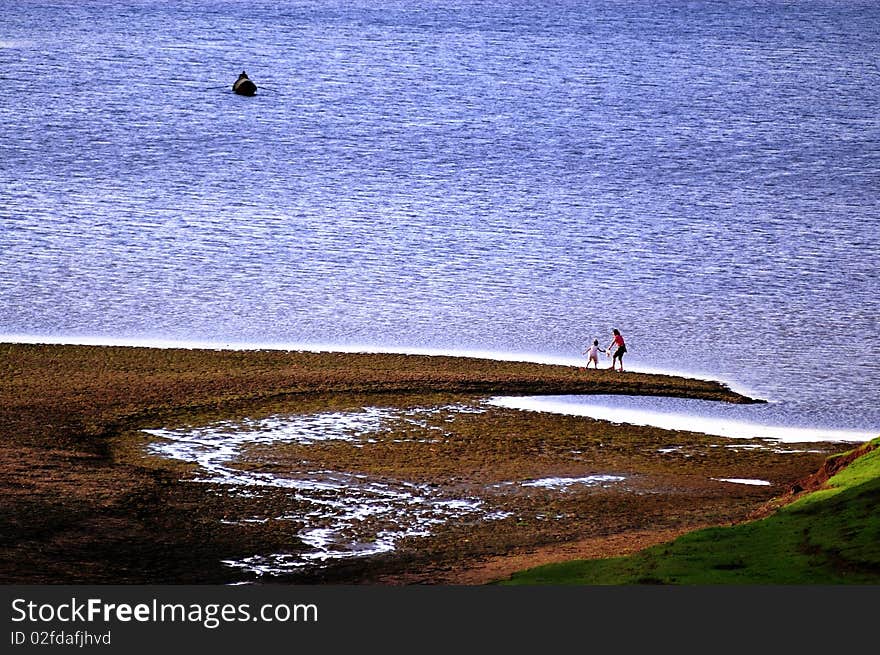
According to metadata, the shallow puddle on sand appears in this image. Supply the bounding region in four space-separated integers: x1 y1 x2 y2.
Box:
496 474 626 491
142 403 518 577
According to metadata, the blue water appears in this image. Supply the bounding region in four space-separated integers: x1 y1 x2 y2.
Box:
1 1 878 434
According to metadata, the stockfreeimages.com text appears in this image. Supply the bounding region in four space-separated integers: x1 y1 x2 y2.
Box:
11 597 318 630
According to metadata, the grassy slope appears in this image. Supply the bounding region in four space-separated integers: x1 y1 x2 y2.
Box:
500 437 880 585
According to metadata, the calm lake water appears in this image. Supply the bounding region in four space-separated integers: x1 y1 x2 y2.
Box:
2 0 878 434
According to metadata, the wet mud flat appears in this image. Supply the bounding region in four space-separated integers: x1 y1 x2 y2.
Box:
0 343 853 584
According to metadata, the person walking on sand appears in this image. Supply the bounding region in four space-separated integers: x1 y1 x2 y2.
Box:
582 339 602 370
606 328 627 372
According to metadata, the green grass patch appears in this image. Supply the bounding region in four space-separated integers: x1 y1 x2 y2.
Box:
500 438 880 585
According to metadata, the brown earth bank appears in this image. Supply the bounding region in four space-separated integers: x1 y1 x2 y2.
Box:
0 342 856 585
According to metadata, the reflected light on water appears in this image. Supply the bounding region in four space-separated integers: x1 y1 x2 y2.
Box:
486 396 877 444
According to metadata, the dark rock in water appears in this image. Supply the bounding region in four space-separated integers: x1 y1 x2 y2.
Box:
233 71 257 96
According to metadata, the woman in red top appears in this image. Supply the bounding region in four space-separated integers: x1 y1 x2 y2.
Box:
607 328 627 372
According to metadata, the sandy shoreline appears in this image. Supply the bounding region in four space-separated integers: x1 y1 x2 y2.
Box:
0 343 853 584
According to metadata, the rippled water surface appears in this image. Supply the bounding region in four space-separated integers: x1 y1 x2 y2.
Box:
2 1 878 432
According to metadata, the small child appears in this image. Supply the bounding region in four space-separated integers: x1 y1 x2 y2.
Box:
583 339 602 369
